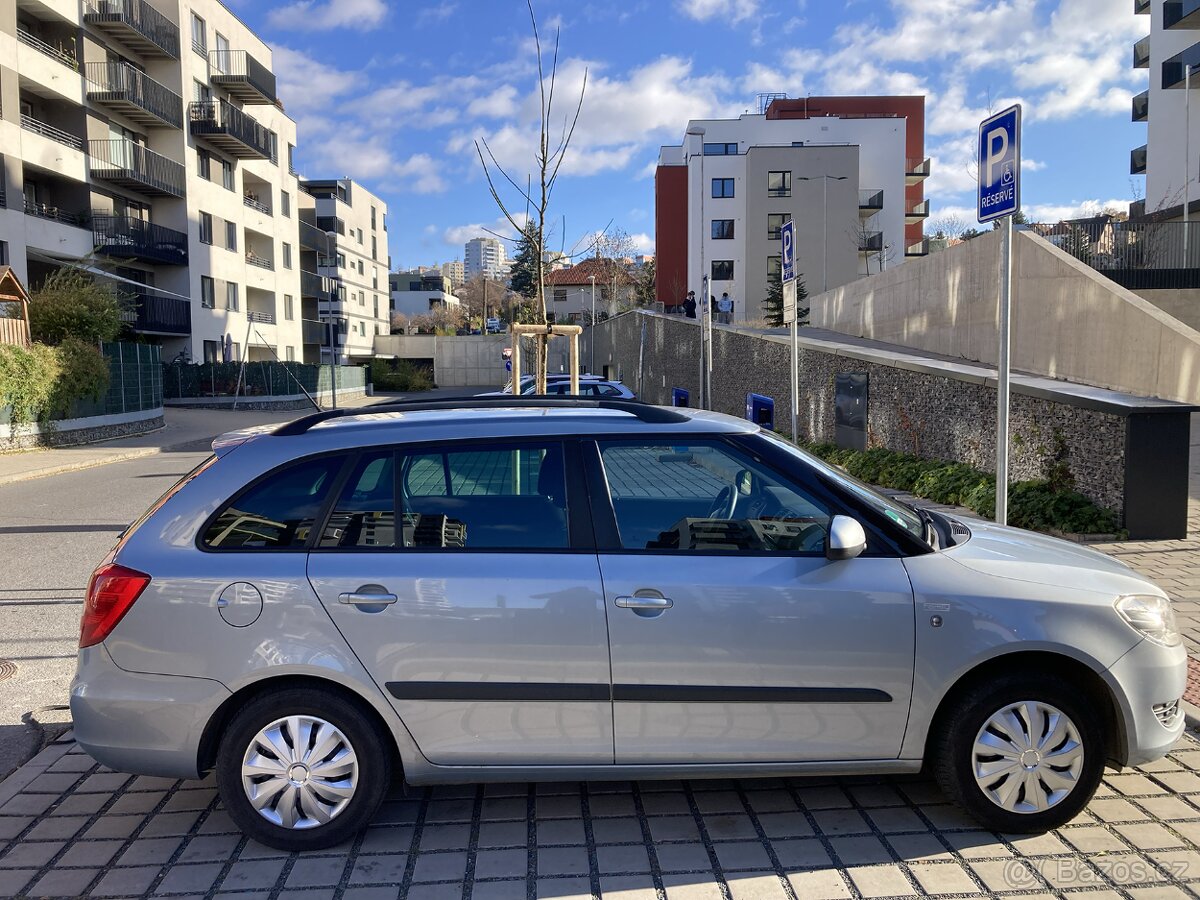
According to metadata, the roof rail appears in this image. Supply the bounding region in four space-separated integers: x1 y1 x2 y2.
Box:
272 396 691 436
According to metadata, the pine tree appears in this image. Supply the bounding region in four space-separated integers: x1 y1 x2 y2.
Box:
634 258 655 307
762 272 809 328
508 225 541 300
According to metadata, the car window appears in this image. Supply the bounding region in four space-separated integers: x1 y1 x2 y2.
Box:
204 455 345 550
598 441 831 553
400 443 569 549
319 451 395 548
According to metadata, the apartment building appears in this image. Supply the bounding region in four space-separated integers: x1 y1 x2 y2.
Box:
440 259 464 290
464 236 506 281
655 96 930 320
389 270 460 319
0 0 309 363
298 177 388 364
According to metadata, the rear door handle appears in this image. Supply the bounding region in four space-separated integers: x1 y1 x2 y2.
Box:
615 595 673 610
339 592 398 606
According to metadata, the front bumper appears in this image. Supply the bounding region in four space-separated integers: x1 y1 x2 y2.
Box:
70 644 231 779
1104 637 1188 767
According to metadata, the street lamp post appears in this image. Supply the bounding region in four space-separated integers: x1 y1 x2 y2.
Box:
797 175 848 294
686 124 707 406
1188 63 1198 266
589 273 596 374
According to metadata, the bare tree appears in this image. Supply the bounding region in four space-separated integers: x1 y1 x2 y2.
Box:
928 214 968 241
474 0 587 392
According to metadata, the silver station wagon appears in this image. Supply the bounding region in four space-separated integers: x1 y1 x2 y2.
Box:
71 398 1187 850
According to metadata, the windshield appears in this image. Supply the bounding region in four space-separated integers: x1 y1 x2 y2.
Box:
759 432 925 539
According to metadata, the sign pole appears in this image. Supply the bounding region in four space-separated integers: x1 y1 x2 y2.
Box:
780 219 798 441
996 215 1013 525
790 318 798 441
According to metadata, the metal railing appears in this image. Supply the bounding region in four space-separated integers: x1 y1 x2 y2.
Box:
92 214 188 265
1135 0 1151 12
906 239 931 257
120 286 190 335
89 139 187 198
1132 145 1148 175
84 0 180 59
1134 35 1151 69
243 194 271 215
248 310 276 325
302 319 325 344
906 199 931 218
208 50 277 103
85 61 182 129
859 189 884 211
300 220 332 253
16 29 78 70
188 100 274 160
23 198 87 227
1028 219 1200 289
245 251 274 270
906 157 931 178
301 269 330 298
1164 0 1200 28
1133 90 1149 123
858 231 884 253
20 114 83 151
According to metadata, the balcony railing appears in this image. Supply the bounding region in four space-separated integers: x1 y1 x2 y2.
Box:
121 286 191 335
246 251 274 270
301 269 331 298
24 198 87 228
1132 144 1148 175
85 61 182 129
905 157 931 181
858 189 883 215
16 29 78 70
83 0 180 59
906 239 931 257
243 194 271 215
92 214 188 266
300 220 332 253
1164 0 1200 29
858 231 884 253
248 310 276 325
1133 89 1150 122
1136 0 1150 12
89 139 186 198
1161 42 1200 88
906 199 930 219
302 319 325 344
208 50 277 104
188 100 274 160
20 114 84 151
1135 35 1151 69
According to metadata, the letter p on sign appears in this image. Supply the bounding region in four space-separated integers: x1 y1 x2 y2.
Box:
985 128 1009 187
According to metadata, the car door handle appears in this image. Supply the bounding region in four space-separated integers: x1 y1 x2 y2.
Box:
615 595 673 610
338 592 398 606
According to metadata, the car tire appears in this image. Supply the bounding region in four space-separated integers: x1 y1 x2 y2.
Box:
216 687 393 851
932 673 1106 834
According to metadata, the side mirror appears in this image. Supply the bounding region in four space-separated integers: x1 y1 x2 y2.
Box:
827 515 867 561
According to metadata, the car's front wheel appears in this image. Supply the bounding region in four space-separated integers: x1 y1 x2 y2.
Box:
216 687 392 851
933 674 1106 833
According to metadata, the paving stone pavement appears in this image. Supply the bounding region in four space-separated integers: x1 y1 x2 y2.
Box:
7 730 1200 898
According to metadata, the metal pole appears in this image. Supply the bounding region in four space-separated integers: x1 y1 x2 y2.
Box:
589 275 596 373
822 178 829 294
1188 65 1193 267
703 274 712 409
790 318 798 441
996 215 1014 525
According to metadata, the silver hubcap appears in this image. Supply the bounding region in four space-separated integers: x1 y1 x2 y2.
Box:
973 700 1084 814
241 715 358 829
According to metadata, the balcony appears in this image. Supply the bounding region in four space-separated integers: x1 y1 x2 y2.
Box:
1165 0 1200 28
85 62 182 129
16 28 78 71
859 189 883 217
243 194 271 215
1135 35 1151 69
302 319 325 344
858 230 884 254
24 198 87 228
20 114 83 151
83 0 180 59
905 199 930 221
1136 0 1150 11
301 269 331 298
905 157 931 184
1132 144 1148 175
92 214 188 266
209 50 276 105
1161 43 1200 88
246 251 274 270
906 239 931 258
89 139 186 198
1133 89 1150 122
189 100 274 160
123 287 191 336
300 220 332 253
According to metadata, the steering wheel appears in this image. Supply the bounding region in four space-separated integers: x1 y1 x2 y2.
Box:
707 485 737 520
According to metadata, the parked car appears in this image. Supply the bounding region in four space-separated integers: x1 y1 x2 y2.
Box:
485 317 502 333
72 398 1185 851
480 374 636 399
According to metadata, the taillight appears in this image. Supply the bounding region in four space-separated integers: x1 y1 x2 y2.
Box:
80 564 151 648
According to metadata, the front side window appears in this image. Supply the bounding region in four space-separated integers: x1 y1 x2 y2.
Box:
320 451 396 549
768 171 791 198
400 443 568 549
204 455 345 550
599 441 831 554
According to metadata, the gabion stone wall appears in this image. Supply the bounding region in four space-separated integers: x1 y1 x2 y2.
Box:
589 312 1127 518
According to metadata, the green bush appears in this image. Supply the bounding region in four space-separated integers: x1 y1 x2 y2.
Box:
371 358 433 392
28 269 127 346
0 342 60 424
798 441 1121 536
48 338 111 416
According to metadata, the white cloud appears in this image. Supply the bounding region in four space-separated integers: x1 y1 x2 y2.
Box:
272 46 363 116
676 0 759 23
416 2 457 26
267 0 387 31
443 214 528 248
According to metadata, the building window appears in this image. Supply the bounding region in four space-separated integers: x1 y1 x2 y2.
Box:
285 346 295 362
203 339 220 362
287 143 296 174
711 219 735 240
201 276 215 308
372 268 379 289
768 171 791 198
336 252 346 268
337 285 347 303
226 282 239 312
281 190 290 217
371 236 377 260
214 32 230 72
712 178 734 198
225 220 237 251
282 243 293 269
767 256 781 278
357 260 364 276
370 206 377 230
284 295 294 320
767 213 792 240
199 212 213 245
190 12 206 55
703 142 738 156
711 260 734 281
193 79 211 103
0 241 7 266
196 149 210 180
553 287 568 303
357 228 364 245
359 290 365 306
222 159 234 191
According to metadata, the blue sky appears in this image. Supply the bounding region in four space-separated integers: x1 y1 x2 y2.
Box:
228 0 1148 269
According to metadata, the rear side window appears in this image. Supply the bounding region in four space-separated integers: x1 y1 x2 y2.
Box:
204 455 344 550
320 451 396 549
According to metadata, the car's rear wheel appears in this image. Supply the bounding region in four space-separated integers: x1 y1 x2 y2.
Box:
216 687 392 851
932 674 1105 834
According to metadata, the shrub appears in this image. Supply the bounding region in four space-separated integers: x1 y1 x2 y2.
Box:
371 358 433 392
797 441 1121 536
28 269 127 346
48 338 111 416
0 342 60 424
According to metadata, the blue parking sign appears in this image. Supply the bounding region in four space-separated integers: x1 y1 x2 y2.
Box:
978 105 1021 223
781 219 795 282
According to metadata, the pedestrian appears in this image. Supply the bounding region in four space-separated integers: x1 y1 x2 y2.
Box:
717 292 733 324
683 291 697 319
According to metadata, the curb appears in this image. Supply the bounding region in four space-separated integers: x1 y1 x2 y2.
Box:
0 446 161 487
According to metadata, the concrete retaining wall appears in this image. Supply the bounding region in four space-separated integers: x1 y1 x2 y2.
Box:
0 407 163 452
811 230 1200 405
374 332 575 387
1136 288 1200 332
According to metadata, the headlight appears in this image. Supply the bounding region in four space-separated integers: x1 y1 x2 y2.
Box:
1115 594 1181 647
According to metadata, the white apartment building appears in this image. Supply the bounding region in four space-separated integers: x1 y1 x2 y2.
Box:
299 177 388 364
464 236 506 280
440 259 463 289
655 96 930 321
389 270 460 320
0 0 308 363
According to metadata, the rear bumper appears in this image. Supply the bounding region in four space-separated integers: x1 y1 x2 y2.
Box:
70 644 231 779
1104 637 1188 767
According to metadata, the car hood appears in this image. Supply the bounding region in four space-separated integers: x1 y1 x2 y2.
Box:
942 519 1164 598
